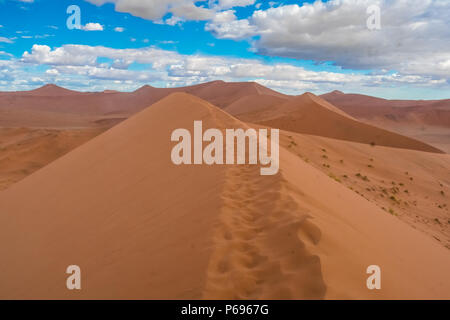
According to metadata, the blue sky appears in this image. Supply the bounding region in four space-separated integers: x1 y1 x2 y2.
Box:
0 0 449 99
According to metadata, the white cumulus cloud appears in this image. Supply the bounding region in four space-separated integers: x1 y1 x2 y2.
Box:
215 0 256 10
205 0 450 79
81 23 104 31
17 43 449 96
85 0 215 21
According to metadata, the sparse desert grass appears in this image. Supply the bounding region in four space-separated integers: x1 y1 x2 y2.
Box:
328 173 341 183
288 140 297 147
391 187 400 194
389 208 397 216
355 173 370 181
278 132 449 252
390 195 400 204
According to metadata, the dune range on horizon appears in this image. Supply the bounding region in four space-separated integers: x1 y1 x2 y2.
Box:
0 82 449 299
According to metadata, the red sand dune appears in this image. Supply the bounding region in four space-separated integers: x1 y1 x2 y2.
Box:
1 83 447 153
321 91 450 153
21 84 81 97
181 80 288 109
321 90 450 128
0 93 449 299
223 94 289 116
126 80 289 111
0 81 288 128
236 92 443 153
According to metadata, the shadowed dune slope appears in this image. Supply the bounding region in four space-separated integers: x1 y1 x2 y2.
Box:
237 93 443 153
0 93 449 299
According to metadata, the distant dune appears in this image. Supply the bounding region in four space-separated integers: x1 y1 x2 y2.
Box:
180 80 288 109
0 82 445 190
21 84 82 97
223 94 289 116
235 92 443 153
321 90 450 128
1 82 445 153
0 93 449 299
126 80 289 111
321 91 450 153
0 81 288 128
